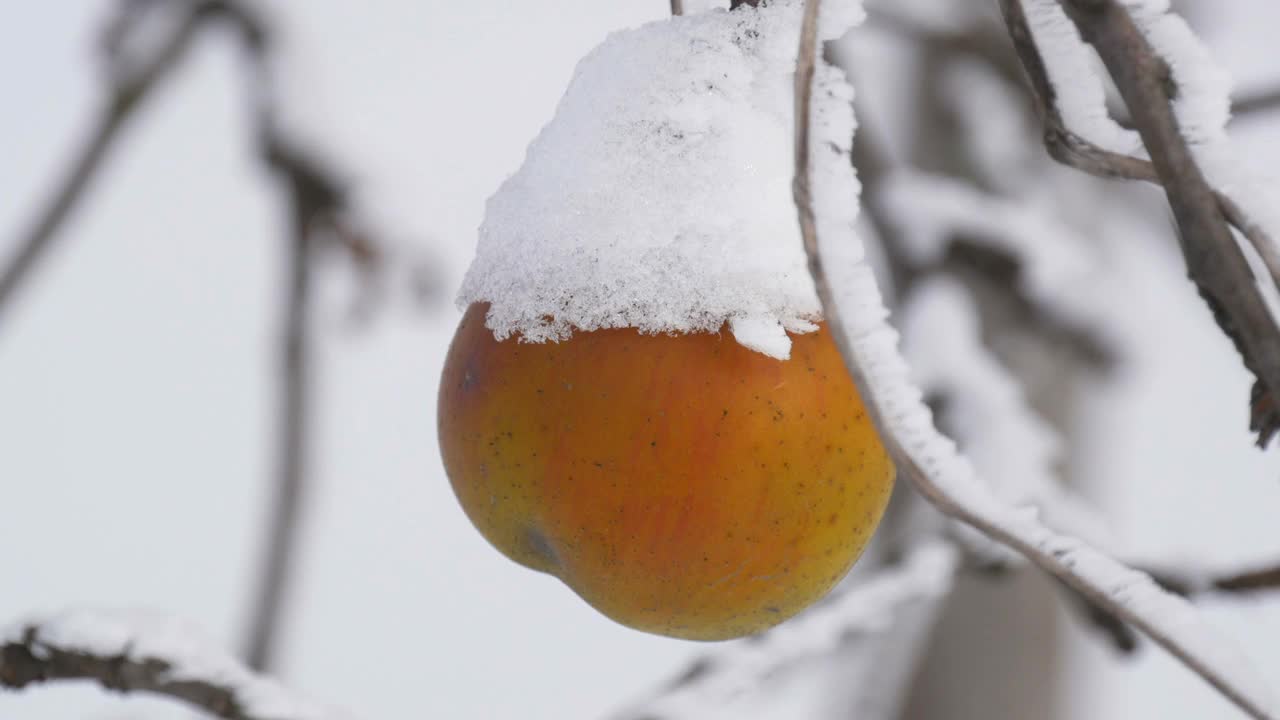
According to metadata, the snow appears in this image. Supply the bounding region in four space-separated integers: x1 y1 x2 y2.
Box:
819 213 1280 720
879 169 1111 339
612 542 959 720
3 610 348 720
458 1 863 360
1024 0 1280 299
900 279 1114 548
1022 0 1140 154
795 6 1279 709
1122 0 1232 145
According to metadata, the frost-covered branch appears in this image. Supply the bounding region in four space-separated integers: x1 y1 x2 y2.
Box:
1077 560 1280 651
998 0 1280 302
610 543 959 720
998 0 1280 446
795 2 1279 718
0 611 347 720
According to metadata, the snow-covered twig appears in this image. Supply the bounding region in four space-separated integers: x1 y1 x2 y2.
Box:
0 610 348 720
610 542 959 720
794 1 1279 718
999 0 1280 446
999 0 1280 298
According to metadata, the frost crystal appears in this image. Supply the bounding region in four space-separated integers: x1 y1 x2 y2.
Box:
458 1 863 359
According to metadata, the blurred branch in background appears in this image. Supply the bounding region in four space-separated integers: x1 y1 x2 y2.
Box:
0 610 348 720
0 0 415 678
1235 87 1280 119
0 1 209 320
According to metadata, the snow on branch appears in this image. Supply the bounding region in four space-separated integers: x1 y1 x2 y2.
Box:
0 610 348 720
793 1 1280 718
610 542 959 720
998 0 1280 446
899 279 1111 548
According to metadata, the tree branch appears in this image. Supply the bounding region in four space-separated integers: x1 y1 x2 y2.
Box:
212 2 338 672
998 0 1280 446
794 2 1278 717
0 611 345 720
0 0 215 322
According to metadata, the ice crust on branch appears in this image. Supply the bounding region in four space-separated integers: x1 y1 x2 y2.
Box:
458 2 863 359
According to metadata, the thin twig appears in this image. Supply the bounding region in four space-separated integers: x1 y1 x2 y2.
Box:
1234 87 1280 118
244 165 317 672
218 2 341 671
794 3 1277 717
1046 553 1280 655
0 1 212 322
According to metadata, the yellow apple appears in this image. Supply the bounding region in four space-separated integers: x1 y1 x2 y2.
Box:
438 303 893 640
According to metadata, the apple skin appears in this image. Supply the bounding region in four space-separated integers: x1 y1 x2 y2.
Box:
438 303 894 641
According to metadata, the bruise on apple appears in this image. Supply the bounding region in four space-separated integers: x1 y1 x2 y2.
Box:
439 303 894 641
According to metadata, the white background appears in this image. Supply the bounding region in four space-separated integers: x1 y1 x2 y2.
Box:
2 2 1279 718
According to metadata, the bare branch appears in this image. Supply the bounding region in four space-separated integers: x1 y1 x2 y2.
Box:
0 0 213 321
794 2 1278 717
212 2 332 671
2 0 398 669
1234 87 1280 118
1 611 345 720
244 156 318 673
